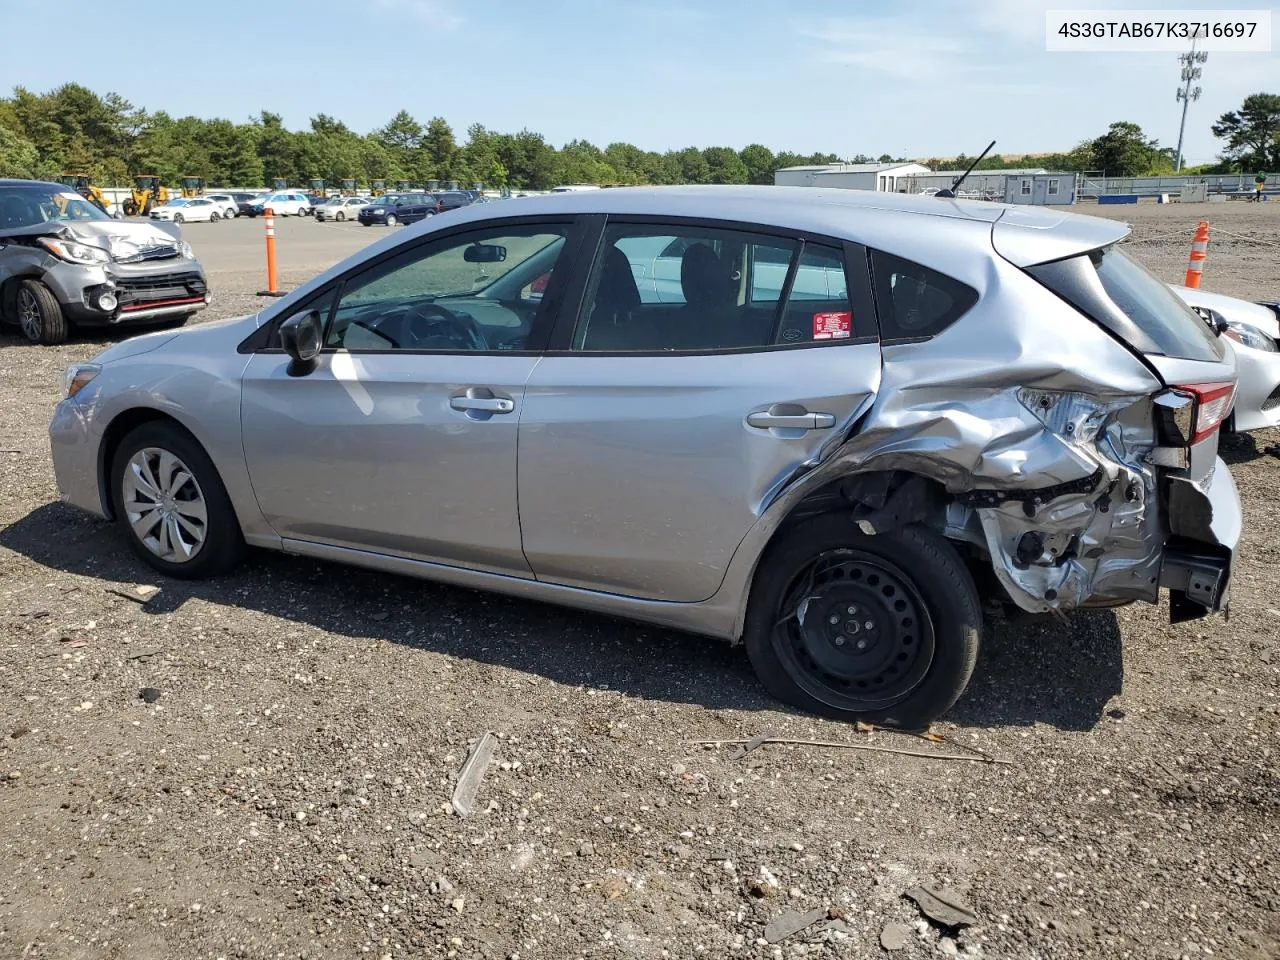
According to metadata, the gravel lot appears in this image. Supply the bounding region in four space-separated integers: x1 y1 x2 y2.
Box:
1 203 1277 960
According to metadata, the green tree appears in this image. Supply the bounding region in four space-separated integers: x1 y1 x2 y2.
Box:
1211 93 1280 171
1088 121 1164 176
671 146 709 183
738 143 775 184
702 146 748 184
422 117 458 180
0 121 45 178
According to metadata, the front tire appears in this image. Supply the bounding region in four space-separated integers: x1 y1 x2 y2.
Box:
336 211 345 221
173 213 184 224
744 518 981 730
15 279 68 345
110 421 245 580
386 214 397 227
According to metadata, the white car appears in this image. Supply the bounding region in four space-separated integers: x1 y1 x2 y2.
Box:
315 196 370 222
1170 284 1280 433
246 192 312 217
204 194 240 219
149 197 220 223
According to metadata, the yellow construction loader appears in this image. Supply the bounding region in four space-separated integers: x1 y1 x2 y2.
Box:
57 174 111 215
341 178 356 195
122 176 170 216
179 177 205 198
371 179 386 196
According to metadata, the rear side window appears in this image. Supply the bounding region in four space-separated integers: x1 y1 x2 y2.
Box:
1027 245 1225 362
869 250 978 342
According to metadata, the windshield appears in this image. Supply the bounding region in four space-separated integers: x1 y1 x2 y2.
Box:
0 184 113 227
164 198 190 207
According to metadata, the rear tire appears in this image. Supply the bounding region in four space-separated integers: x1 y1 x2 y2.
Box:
15 279 69 345
210 211 220 221
744 518 981 730
110 420 245 580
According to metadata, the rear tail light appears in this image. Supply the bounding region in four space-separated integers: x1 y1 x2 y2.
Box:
1156 381 1236 447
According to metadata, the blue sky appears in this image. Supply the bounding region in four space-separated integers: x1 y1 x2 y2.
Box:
5 0 1277 165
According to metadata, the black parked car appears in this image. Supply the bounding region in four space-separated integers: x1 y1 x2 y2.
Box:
357 193 439 226
435 190 475 213
305 194 330 216
236 193 267 217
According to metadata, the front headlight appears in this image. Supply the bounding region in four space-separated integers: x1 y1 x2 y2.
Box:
180 241 194 259
63 363 102 399
371 208 384 214
1224 321 1278 353
37 237 110 265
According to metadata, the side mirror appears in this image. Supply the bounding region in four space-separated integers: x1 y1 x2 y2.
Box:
279 310 323 375
464 243 507 263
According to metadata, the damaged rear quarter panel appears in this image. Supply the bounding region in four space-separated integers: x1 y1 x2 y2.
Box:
740 217 1168 618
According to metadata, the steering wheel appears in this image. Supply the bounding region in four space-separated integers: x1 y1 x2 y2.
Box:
402 303 489 351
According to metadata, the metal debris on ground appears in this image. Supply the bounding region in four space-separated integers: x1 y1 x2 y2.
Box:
450 732 497 818
138 687 162 704
125 648 162 660
692 736 1010 765
107 584 161 604
904 884 978 929
763 907 828 944
727 729 778 760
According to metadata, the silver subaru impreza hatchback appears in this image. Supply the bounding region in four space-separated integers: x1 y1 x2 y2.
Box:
48 186 1241 728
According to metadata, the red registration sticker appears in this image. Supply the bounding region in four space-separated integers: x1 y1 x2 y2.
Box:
812 311 852 340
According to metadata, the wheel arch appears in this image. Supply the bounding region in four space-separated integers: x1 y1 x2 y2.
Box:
0 268 52 321
97 408 218 521
726 469 956 641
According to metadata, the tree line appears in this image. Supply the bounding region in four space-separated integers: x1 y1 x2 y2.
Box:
1 85 1276 190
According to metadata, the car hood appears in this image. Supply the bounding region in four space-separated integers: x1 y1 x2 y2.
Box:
91 313 262 365
0 218 183 249
1168 284 1280 338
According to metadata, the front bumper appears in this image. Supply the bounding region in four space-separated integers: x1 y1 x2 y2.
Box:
49 396 107 519
44 259 210 327
1229 341 1280 432
1158 456 1240 622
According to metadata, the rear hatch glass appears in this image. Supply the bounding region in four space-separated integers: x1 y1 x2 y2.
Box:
1027 245 1226 363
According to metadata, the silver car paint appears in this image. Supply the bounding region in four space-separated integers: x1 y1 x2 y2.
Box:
49 186 1240 640
240 351 538 576
1169 284 1280 433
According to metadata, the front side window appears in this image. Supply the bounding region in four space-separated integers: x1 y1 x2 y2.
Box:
325 225 572 352
573 223 862 352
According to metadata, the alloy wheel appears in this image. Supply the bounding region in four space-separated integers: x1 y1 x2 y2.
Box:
16 288 42 341
120 447 209 563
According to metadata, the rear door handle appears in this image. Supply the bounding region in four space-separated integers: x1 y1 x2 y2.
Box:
746 410 835 430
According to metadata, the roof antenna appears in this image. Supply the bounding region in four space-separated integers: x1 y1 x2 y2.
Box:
935 140 996 199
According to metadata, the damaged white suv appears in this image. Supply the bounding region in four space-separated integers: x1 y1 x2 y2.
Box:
48 187 1240 729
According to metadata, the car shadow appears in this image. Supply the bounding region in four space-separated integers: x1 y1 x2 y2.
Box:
1220 429 1280 465
1 502 1120 732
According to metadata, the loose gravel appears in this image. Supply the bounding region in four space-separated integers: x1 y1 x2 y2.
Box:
1 204 1277 960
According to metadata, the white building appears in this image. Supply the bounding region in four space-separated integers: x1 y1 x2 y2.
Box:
774 162 931 192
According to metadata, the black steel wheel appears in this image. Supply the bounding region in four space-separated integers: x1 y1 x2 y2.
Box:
745 518 980 729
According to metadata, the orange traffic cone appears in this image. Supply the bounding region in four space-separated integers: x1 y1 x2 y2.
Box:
1184 220 1210 289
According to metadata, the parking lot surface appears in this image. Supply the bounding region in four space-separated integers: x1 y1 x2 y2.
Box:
1 203 1277 960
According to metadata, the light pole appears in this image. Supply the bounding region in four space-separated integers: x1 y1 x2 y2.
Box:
1174 36 1208 173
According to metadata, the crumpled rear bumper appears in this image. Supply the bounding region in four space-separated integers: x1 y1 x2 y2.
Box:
1158 456 1240 621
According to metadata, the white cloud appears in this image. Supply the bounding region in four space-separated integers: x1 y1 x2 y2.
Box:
373 0 463 30
800 18 972 80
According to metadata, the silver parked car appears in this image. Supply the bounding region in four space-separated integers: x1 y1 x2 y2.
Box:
1 179 210 344
48 186 1241 728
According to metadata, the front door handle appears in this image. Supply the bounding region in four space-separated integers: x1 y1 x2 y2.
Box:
450 387 515 416
746 409 836 430
451 396 514 413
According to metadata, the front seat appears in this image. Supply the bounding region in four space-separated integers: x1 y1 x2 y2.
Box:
675 243 738 348
582 245 644 349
